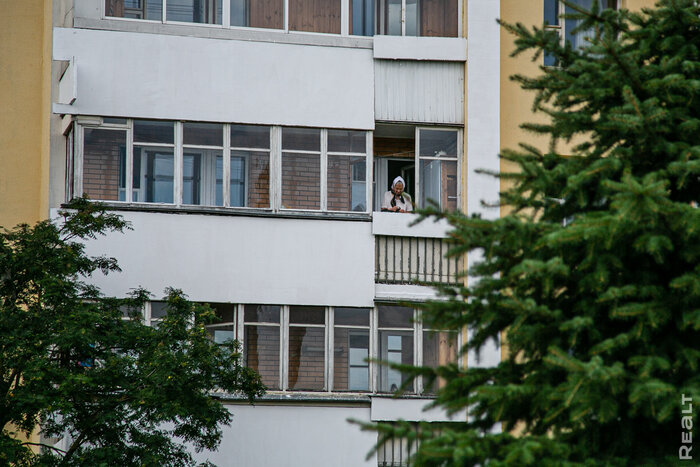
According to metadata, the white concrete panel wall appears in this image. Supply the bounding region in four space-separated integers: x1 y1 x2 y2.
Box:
67 210 375 306
52 28 375 130
466 0 501 369
375 60 464 124
192 404 375 467
373 36 468 61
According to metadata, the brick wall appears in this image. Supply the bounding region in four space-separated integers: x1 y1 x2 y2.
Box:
288 327 325 390
83 129 125 201
281 153 320 209
245 326 280 390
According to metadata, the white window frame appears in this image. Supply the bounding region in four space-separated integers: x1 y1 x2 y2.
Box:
74 119 370 214
415 127 461 211
544 0 619 66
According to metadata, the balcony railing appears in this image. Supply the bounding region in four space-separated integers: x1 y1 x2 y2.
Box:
375 235 462 285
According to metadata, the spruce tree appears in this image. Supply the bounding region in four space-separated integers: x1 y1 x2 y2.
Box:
382 1 700 465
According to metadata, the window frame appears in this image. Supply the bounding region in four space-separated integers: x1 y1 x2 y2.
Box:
103 0 462 37
234 303 460 395
415 126 461 211
71 118 370 214
543 0 619 66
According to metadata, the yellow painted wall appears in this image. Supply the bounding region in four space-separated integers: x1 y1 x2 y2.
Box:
498 0 660 363
0 0 52 452
0 0 52 229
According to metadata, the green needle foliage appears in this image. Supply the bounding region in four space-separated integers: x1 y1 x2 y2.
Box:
0 199 265 466
374 1 700 465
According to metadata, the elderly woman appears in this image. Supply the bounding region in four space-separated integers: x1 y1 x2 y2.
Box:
381 176 413 213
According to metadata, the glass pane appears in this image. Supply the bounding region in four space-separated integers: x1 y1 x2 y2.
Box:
133 120 174 144
166 0 222 24
231 125 270 149
544 49 559 67
207 325 234 344
419 0 457 37
565 0 594 50
335 307 370 327
334 328 370 391
350 0 374 36
328 155 366 212
289 0 341 34
281 152 320 210
215 154 224 206
288 327 325 390
105 0 163 20
245 325 280 390
82 129 126 202
379 0 402 35
379 330 413 392
183 122 223 146
422 330 458 394
405 0 418 36
210 303 235 323
151 301 167 318
328 130 366 153
229 150 269 208
282 127 321 152
103 117 128 125
244 304 281 323
420 159 457 211
378 305 413 328
290 306 325 325
183 150 222 205
231 0 284 29
419 129 458 158
544 0 559 25
133 146 174 203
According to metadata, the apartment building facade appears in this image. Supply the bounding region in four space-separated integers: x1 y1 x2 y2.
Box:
0 0 654 465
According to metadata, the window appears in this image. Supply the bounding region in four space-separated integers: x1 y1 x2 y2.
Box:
73 119 367 213
378 305 414 393
374 0 458 37
182 122 223 206
149 301 168 327
105 0 162 20
544 0 618 66
418 128 458 211
289 0 341 34
231 0 284 29
167 0 222 24
133 120 175 203
230 125 271 208
281 128 321 210
350 0 374 36
288 306 326 390
105 0 459 36
204 303 236 343
328 130 368 212
421 329 457 394
373 124 461 212
82 127 127 202
163 302 457 394
333 308 371 391
244 305 282 390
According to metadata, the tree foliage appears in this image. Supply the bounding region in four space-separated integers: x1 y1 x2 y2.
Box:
0 199 265 466
374 1 700 465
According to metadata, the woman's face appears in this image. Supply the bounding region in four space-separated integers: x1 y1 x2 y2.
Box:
393 182 404 195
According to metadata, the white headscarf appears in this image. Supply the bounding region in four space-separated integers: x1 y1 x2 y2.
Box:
391 176 406 190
